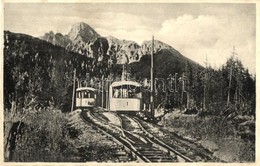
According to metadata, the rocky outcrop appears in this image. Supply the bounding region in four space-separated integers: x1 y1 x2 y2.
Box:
40 22 100 58
40 22 184 66
106 36 141 64
41 31 71 48
68 22 100 43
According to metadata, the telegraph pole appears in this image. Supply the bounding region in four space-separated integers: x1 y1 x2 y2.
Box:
71 69 76 112
150 36 154 118
175 73 178 92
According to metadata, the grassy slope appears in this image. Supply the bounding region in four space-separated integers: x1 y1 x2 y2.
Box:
160 112 255 162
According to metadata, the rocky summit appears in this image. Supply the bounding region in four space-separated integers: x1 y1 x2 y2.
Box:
68 22 100 42
40 22 200 71
40 22 180 64
40 22 100 57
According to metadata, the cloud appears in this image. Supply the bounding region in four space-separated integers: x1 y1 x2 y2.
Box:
92 12 156 44
97 12 153 31
156 14 255 74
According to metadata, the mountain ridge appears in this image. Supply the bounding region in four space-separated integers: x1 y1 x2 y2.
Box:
40 22 200 68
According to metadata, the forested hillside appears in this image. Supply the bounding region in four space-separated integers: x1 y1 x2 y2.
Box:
4 31 102 112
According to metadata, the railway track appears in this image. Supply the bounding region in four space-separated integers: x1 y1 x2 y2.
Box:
118 114 179 162
81 110 195 162
82 110 149 162
131 115 218 162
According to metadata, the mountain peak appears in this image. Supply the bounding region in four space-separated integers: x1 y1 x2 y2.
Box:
68 22 100 42
72 22 92 30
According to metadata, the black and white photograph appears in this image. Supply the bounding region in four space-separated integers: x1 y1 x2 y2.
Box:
2 1 257 163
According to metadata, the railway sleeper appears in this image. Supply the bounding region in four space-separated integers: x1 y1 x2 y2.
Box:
146 155 174 160
147 157 176 162
144 156 172 161
119 136 149 162
83 111 146 162
146 138 177 159
139 150 168 155
133 117 194 162
124 131 147 144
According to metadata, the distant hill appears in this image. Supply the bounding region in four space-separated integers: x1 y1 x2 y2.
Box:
129 40 202 79
130 50 202 79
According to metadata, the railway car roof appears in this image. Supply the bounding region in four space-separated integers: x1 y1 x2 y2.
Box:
76 87 96 91
111 81 141 87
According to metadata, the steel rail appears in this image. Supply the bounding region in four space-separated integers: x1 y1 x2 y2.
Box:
80 110 148 162
131 116 194 162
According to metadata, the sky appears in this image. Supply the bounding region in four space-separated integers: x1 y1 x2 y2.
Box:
4 3 256 74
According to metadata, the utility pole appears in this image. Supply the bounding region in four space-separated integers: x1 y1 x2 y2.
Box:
106 79 108 110
175 73 178 92
71 69 76 112
106 78 110 110
181 74 186 105
101 75 104 108
150 36 154 118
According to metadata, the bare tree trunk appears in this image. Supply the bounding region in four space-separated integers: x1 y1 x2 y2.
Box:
203 73 207 111
227 68 232 106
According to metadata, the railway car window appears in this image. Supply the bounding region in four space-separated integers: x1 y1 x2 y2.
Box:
83 91 88 98
81 91 84 98
77 91 83 98
113 87 121 98
90 91 94 98
82 90 95 98
122 88 128 98
112 85 141 99
113 89 119 98
129 87 141 99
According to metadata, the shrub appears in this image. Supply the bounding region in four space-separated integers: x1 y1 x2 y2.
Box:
11 106 78 162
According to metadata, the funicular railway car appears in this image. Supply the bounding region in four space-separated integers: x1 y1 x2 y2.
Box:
109 81 142 112
76 87 96 110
